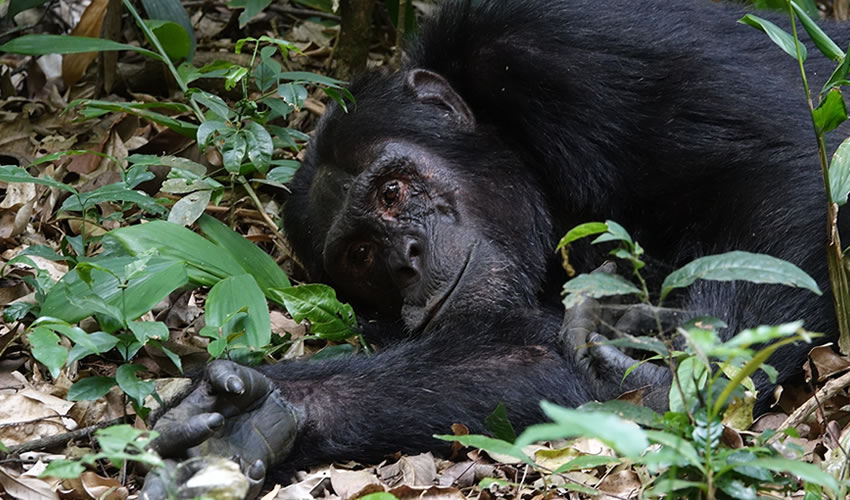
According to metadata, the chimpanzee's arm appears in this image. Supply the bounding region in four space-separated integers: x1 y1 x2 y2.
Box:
259 334 596 469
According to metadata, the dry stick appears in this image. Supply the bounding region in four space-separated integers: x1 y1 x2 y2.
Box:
765 370 850 446
4 417 127 456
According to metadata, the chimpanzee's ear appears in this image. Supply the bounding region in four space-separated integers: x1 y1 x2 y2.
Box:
405 68 475 127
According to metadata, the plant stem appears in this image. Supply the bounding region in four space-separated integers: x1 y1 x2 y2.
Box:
122 0 205 122
787 1 850 353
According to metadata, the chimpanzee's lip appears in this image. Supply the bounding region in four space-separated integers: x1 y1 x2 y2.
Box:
414 245 475 333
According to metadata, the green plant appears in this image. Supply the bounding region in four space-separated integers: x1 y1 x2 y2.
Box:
740 0 850 352
434 220 847 498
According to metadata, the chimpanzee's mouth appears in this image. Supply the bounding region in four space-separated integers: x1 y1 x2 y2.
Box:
413 245 475 333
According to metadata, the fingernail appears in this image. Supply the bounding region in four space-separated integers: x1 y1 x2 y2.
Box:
225 376 245 394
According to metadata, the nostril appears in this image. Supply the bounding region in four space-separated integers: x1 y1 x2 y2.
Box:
407 241 422 260
397 266 418 286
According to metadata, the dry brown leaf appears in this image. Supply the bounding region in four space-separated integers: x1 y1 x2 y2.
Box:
378 452 436 488
0 465 59 500
270 468 331 499
387 484 465 500
805 343 850 382
437 461 497 488
62 0 111 88
0 388 75 446
329 466 382 499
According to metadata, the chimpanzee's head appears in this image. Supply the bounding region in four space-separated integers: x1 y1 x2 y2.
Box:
284 69 554 333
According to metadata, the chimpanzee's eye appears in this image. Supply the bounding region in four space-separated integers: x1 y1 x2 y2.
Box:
347 242 375 267
381 181 402 207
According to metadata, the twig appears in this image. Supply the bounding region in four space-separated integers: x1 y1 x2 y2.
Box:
4 417 127 455
766 370 850 445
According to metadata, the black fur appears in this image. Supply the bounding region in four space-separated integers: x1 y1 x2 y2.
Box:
276 0 846 468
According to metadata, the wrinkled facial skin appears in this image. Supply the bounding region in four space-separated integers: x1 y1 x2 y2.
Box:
313 141 524 333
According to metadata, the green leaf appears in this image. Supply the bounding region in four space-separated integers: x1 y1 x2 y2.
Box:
59 183 167 215
0 165 76 193
644 479 706 496
556 222 608 251
668 357 708 414
738 14 807 62
822 44 850 93
205 274 271 348
196 214 290 292
434 434 530 464
578 400 662 428
268 284 357 341
791 1 843 61
643 430 705 472
484 403 517 443
197 120 232 148
168 190 212 226
8 0 50 18
28 327 68 379
244 122 273 173
128 321 169 344
221 130 247 172
266 162 300 184
115 364 155 407
562 273 641 308
140 0 196 60
660 251 821 301
278 71 345 87
40 459 86 479
515 402 649 459
552 455 620 474
41 257 188 324
67 376 117 401
829 135 850 206
144 20 191 61
105 221 245 286
0 34 161 60
68 332 120 365
69 100 197 138
191 91 232 121
592 220 633 246
750 458 839 493
724 321 804 349
812 89 847 134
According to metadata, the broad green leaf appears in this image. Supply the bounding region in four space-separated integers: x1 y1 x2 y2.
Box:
0 34 161 60
68 332 120 365
41 256 188 323
140 0 196 60
668 357 708 414
197 120 232 147
812 89 847 134
221 130 247 172
644 479 706 496
266 162 300 185
67 376 117 401
791 1 843 61
28 327 67 379
660 251 821 301
38 322 99 353
592 220 632 245
434 434 530 463
115 364 155 406
269 284 357 341
738 14 807 62
244 122 273 172
144 20 191 61
106 221 245 285
484 403 517 443
556 222 608 250
40 460 86 479
278 83 308 108
717 477 757 500
562 272 641 308
96 424 158 454
515 402 648 459
196 214 290 292
829 135 850 206
278 71 345 87
205 274 271 348
750 458 839 493
128 321 169 344
168 190 212 226
191 91 232 121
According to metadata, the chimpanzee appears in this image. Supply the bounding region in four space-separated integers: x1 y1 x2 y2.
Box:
141 0 847 497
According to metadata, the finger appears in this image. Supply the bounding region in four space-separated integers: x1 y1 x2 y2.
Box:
244 460 266 500
150 413 224 457
561 296 601 351
613 304 684 336
207 361 273 415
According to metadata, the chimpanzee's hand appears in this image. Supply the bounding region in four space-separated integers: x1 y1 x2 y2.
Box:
560 265 676 411
140 360 297 500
